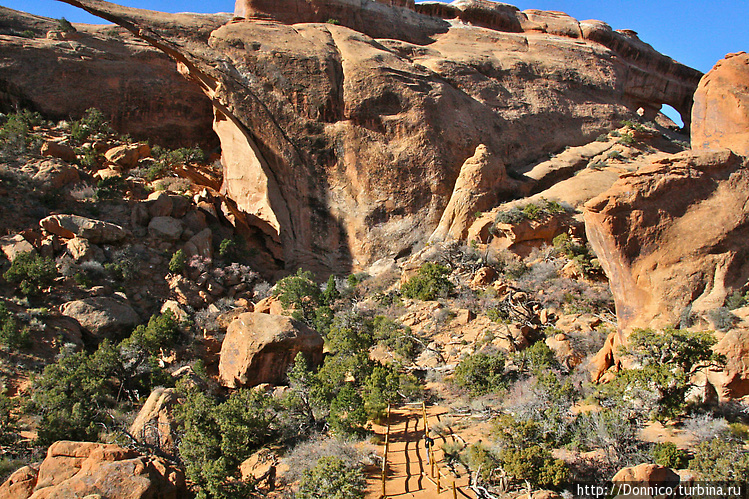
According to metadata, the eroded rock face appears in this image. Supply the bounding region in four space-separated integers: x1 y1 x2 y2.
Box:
218 312 324 388
0 441 186 499
53 0 701 274
584 149 749 331
692 52 749 157
0 7 217 148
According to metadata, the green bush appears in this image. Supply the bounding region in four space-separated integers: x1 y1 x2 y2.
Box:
453 351 506 395
176 388 280 498
596 328 723 421
57 17 76 33
725 291 749 310
401 262 453 301
297 456 365 499
652 442 688 469
168 249 187 274
689 438 749 481
499 445 568 488
70 108 111 145
31 311 177 445
4 252 57 296
0 303 30 350
274 268 322 324
0 110 43 156
617 132 637 145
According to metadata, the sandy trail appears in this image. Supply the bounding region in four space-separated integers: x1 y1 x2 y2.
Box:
365 405 476 499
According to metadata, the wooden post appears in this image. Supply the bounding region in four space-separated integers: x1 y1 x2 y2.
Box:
437 469 441 491
381 404 391 499
453 481 457 499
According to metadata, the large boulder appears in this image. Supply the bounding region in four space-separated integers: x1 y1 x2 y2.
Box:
40 214 128 244
692 52 749 157
60 297 140 339
219 312 324 388
55 0 701 274
104 143 151 169
584 149 749 331
0 441 186 499
611 463 680 490
129 388 179 454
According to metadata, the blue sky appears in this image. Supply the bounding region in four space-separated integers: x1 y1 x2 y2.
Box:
3 0 747 123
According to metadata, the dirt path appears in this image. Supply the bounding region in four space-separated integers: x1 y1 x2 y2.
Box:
365 405 476 499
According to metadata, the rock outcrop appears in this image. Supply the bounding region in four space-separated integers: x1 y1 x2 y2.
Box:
0 441 186 499
129 387 179 454
55 0 702 275
692 52 749 157
429 144 510 242
40 214 128 244
0 7 217 148
584 149 749 331
218 312 324 388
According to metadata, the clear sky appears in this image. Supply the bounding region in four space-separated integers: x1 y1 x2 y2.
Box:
2 0 747 123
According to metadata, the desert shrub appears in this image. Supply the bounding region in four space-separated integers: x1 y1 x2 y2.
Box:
401 262 453 301
552 234 602 278
4 252 57 296
0 303 30 350
725 291 749 310
70 108 111 145
494 208 525 225
652 442 688 469
596 328 723 421
372 316 420 361
274 268 322 324
493 414 568 487
617 132 636 145
322 275 340 306
607 150 623 160
94 175 126 200
296 455 365 499
453 351 507 395
169 249 187 274
176 388 281 499
512 341 559 375
105 246 141 281
621 119 647 132
283 434 365 485
462 442 501 484
708 307 738 331
500 445 568 488
57 17 76 33
152 145 205 166
595 133 608 142
31 312 177 445
0 109 43 156
362 364 420 421
689 437 749 481
682 413 730 443
218 238 238 262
